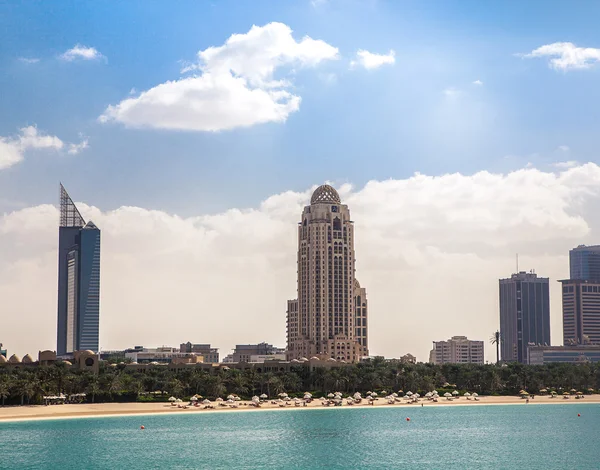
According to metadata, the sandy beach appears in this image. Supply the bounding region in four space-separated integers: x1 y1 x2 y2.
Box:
1 394 599 423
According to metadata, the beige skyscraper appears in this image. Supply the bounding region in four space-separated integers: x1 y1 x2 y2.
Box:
286 185 368 362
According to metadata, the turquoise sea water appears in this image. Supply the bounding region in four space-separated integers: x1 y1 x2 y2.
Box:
1 404 599 469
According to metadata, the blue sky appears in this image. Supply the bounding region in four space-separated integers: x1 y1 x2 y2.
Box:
2 0 600 215
5 1 600 358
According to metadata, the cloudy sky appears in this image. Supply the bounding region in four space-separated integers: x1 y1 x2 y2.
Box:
2 0 600 361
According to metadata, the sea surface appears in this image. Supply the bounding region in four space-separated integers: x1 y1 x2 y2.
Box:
1 404 599 469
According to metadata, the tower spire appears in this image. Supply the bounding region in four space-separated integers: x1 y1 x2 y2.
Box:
59 183 85 228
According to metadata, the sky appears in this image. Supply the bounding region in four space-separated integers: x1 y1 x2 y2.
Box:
2 0 600 361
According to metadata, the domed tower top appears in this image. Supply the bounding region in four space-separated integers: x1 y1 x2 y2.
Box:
310 185 341 205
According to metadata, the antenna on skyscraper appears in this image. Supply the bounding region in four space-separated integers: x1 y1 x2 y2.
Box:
516 253 519 273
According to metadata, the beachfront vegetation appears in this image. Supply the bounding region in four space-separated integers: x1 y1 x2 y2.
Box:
1 359 599 405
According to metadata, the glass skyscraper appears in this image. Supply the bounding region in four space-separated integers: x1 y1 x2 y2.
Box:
569 245 600 281
57 184 101 356
499 271 550 363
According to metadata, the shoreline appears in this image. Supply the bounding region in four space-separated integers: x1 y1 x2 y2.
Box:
1 394 599 423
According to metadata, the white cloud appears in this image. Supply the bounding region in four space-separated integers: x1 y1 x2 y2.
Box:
68 139 89 155
521 42 600 71
472 79 483 86
4 164 600 361
0 126 88 170
552 160 578 169
350 49 395 70
18 57 40 64
100 22 339 131
557 145 570 152
60 44 104 62
443 87 461 97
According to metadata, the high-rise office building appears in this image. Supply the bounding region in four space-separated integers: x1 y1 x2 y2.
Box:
559 280 600 346
569 245 600 281
286 185 368 362
499 271 550 363
430 336 484 365
56 184 101 356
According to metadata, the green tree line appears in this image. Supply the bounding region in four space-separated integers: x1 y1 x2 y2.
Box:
1 359 599 406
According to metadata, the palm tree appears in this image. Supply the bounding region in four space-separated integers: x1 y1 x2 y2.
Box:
490 330 502 364
0 380 10 406
87 377 100 403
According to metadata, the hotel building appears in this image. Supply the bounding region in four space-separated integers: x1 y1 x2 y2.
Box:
499 271 550 363
286 185 368 362
559 280 600 346
429 336 484 365
56 184 101 356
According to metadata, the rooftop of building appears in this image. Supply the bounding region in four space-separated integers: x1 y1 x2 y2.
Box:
500 271 549 282
310 184 341 205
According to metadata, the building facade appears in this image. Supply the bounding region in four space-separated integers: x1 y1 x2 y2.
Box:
528 345 600 365
286 185 368 362
124 346 204 364
180 342 220 363
560 280 600 346
57 184 101 356
231 343 284 363
499 271 550 363
570 245 600 281
430 336 484 365
0 343 6 358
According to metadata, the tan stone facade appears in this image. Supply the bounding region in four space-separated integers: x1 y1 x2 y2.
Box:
287 185 368 362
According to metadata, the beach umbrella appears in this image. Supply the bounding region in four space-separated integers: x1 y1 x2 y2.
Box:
371 392 378 397
406 391 413 397
464 392 471 397
381 391 387 395
444 392 452 397
202 399 211 404
176 398 183 403
452 390 459 396
472 393 478 397
168 396 176 402
563 392 570 396
398 390 404 395
279 392 288 398
353 392 362 399
327 393 335 398
260 393 268 399
392 393 398 397
190 396 198 402
216 397 224 402
226 399 235 404
227 394 236 400
304 393 312 400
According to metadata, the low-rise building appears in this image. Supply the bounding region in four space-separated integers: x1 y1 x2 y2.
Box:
124 346 203 364
179 342 219 363
249 354 287 363
400 353 417 364
528 345 600 365
231 343 285 363
430 336 484 365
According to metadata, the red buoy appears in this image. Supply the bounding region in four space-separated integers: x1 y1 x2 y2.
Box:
578 414 581 417
140 425 145 429
406 417 410 421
